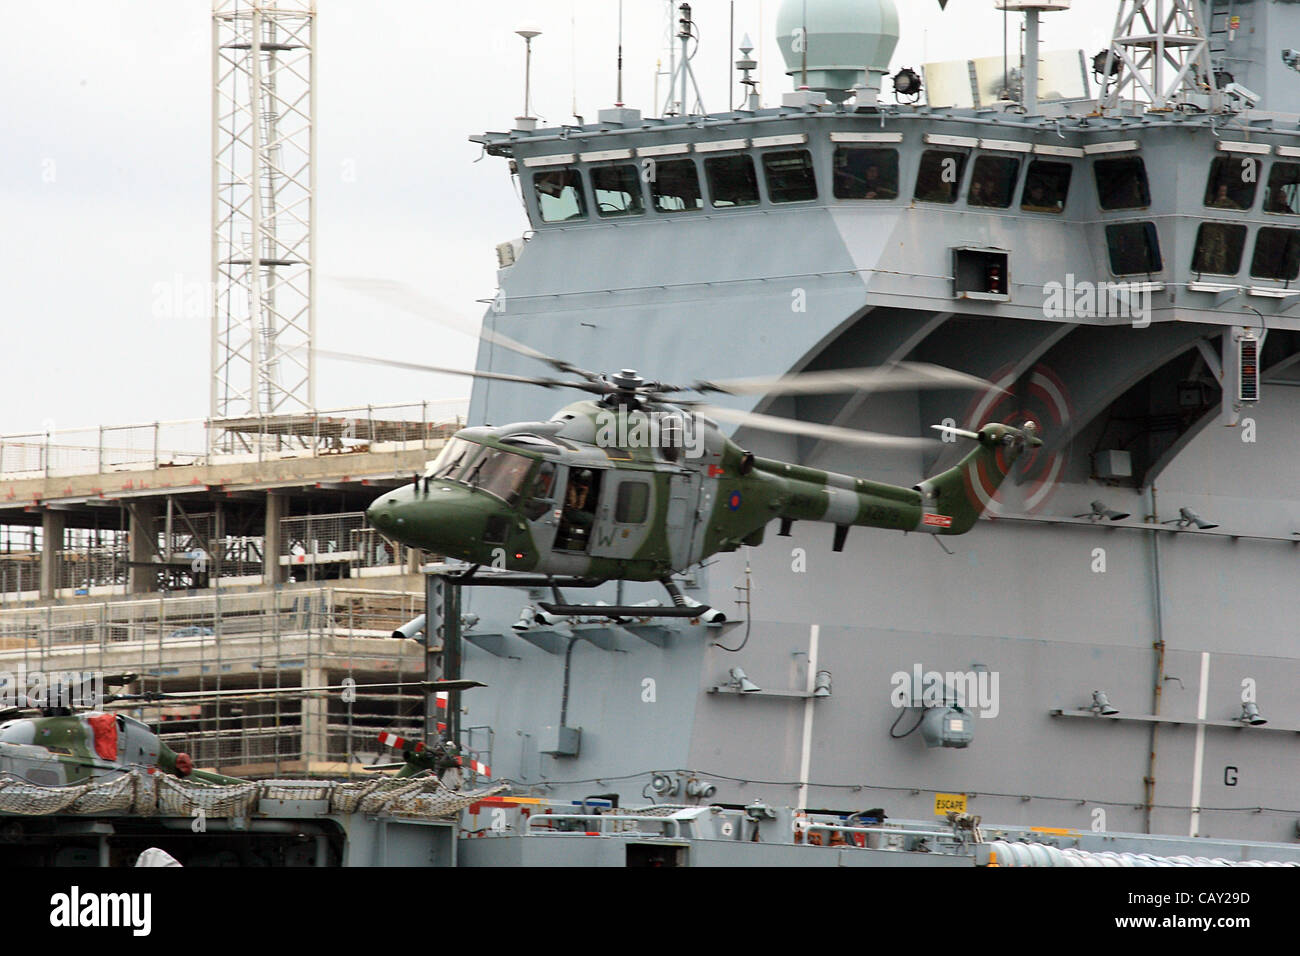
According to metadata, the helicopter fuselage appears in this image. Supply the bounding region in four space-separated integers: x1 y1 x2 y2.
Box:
365 400 1035 581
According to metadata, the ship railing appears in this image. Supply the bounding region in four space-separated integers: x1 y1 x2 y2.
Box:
524 813 683 838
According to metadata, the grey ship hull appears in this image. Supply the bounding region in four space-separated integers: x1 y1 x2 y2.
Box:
450 103 1300 851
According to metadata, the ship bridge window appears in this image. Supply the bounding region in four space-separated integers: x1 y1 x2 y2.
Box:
650 159 704 212
591 164 645 217
1105 222 1162 276
1191 223 1248 276
1021 160 1072 213
1250 227 1300 281
1204 156 1261 210
1094 157 1151 210
704 154 760 207
762 150 818 203
832 147 899 199
533 168 587 223
1264 162 1300 214
914 149 968 204
968 155 1021 208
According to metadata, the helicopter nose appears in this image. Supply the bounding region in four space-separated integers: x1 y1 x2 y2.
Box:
366 488 409 533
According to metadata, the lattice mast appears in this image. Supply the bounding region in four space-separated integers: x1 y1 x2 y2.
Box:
1096 0 1221 113
211 1 316 451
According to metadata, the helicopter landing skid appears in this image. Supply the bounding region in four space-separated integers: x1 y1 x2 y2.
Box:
536 602 708 619
443 568 714 620
537 576 713 620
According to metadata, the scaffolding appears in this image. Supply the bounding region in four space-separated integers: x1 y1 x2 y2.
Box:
0 587 491 783
211 0 316 451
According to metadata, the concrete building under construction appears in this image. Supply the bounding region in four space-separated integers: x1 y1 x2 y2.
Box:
0 403 470 779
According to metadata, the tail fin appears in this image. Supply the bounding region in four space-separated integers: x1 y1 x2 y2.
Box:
912 423 1040 534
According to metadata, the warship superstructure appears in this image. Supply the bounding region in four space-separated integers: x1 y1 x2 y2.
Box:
445 0 1300 855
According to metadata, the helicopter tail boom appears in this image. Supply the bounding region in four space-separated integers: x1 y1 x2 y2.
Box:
756 422 1038 541
912 422 1041 534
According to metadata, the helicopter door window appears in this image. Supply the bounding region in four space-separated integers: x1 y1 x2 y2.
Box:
705 154 760 207
650 159 704 212
832 147 899 200
557 469 602 551
1191 222 1248 276
1020 160 1071 213
762 150 818 203
532 461 557 499
1264 162 1300 215
1094 157 1151 210
470 448 535 506
534 168 588 223
614 481 650 524
523 461 557 520
591 164 645 217
967 155 1020 208
1204 156 1261 211
1105 222 1163 276
1250 227 1300 282
914 149 968 204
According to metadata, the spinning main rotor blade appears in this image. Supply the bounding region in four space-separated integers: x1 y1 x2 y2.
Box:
690 362 1001 397
314 349 608 395
699 405 938 450
334 277 604 383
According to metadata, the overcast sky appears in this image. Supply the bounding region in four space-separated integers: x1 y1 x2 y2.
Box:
0 0 1116 436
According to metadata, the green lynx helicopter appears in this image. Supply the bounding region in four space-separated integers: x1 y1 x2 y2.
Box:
330 303 1042 620
0 673 484 788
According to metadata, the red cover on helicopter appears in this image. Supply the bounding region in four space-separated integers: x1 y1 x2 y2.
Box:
86 713 118 760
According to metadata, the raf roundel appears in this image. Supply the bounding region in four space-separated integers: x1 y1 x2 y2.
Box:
727 491 743 511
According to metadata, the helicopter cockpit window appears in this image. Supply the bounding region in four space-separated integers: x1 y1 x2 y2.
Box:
1204 156 1261 211
591 164 644 217
914 149 967 204
705 154 760 207
1094 157 1151 210
427 438 483 482
833 147 899 200
534 168 587 223
651 159 704 212
763 150 818 203
1264 162 1300 215
466 448 535 506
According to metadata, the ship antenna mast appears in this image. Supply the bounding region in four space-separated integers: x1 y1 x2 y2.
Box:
616 0 624 106
663 3 706 116
1096 0 1222 114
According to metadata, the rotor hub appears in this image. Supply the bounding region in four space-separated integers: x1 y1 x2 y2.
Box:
611 369 644 391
